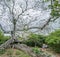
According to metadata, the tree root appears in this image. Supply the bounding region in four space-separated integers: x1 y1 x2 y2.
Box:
0 38 14 49
14 44 37 57
0 39 39 57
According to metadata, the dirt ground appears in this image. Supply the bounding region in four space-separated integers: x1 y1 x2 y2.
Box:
41 48 60 57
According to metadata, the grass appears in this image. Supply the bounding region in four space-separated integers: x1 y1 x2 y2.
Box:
0 48 57 57
0 48 31 57
6 49 13 55
0 49 6 55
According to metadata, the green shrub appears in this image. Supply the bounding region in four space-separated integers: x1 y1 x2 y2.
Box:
0 36 10 44
45 29 60 53
24 33 45 47
0 30 10 44
32 47 43 54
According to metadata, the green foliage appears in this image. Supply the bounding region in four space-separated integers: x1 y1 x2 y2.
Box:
32 47 43 54
45 0 60 17
24 33 45 47
0 30 10 44
50 0 60 17
45 29 60 53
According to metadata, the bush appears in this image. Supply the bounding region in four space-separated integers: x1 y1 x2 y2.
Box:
45 29 60 53
32 47 43 54
24 33 45 47
0 30 10 44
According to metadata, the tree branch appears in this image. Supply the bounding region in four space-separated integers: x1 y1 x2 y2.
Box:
16 0 28 21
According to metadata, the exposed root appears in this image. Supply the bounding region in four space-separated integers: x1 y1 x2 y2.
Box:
0 39 40 57
0 38 14 49
14 44 37 57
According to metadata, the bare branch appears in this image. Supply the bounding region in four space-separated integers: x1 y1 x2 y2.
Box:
4 0 11 14
11 0 15 15
16 17 53 31
17 0 28 21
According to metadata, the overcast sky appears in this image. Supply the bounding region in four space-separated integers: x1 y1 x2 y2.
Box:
0 0 60 35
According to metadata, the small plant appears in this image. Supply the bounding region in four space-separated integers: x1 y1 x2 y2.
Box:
45 29 60 53
32 47 43 54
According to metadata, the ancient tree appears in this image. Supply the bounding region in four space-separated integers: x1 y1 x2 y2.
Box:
0 0 60 57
